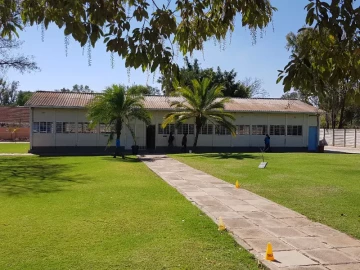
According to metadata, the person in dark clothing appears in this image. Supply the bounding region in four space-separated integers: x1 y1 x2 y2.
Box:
168 132 174 148
182 133 187 153
264 134 270 151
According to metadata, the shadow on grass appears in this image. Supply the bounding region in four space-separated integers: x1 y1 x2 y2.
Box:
101 156 140 163
179 153 260 160
0 157 86 196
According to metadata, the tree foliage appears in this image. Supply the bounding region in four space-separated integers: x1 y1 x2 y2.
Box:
0 78 32 106
162 78 236 149
87 84 151 157
127 84 161 95
0 37 39 73
158 57 268 97
0 0 275 75
278 27 360 128
55 84 93 93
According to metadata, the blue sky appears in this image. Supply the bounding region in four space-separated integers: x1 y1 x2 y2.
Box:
6 0 308 97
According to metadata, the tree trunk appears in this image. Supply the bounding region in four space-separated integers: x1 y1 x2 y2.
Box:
193 124 202 150
114 119 124 159
338 94 347 129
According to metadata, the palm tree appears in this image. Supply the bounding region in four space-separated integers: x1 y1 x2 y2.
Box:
162 78 236 149
87 84 151 158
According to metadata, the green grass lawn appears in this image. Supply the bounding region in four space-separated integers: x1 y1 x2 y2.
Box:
171 153 360 239
0 142 29 153
0 156 260 270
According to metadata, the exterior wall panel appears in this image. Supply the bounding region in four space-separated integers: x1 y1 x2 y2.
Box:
30 108 316 151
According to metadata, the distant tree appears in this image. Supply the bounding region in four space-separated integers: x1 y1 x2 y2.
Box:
127 85 161 95
158 58 267 98
16 90 32 106
72 84 93 93
0 78 19 105
0 38 39 73
162 78 236 149
242 77 269 98
55 85 93 93
281 91 302 100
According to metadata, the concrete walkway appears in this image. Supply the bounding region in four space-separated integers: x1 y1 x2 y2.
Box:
325 146 360 154
139 155 360 270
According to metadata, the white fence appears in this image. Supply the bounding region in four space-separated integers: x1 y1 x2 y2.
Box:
320 129 360 148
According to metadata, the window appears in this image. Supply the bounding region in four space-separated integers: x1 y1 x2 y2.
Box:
78 122 96 133
33 122 53 133
215 125 231 135
158 124 175 134
287 125 303 136
270 125 285 135
200 124 213 135
56 122 75 133
33 122 39 133
100 123 113 134
252 125 267 135
177 124 194 135
236 125 250 135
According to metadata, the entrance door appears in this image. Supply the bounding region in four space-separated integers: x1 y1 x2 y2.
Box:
308 126 318 151
146 125 156 150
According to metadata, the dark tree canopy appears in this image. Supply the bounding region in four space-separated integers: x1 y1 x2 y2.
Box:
1 0 275 75
126 84 161 95
158 57 268 98
55 84 93 93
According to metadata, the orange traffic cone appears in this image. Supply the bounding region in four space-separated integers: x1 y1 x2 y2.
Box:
235 180 240 189
218 217 226 231
265 242 275 261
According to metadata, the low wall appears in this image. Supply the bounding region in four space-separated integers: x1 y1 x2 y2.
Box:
0 127 30 141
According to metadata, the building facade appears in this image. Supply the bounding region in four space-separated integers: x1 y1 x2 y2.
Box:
26 92 320 154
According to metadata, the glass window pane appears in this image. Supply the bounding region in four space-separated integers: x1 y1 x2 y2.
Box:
46 122 53 133
33 122 39 133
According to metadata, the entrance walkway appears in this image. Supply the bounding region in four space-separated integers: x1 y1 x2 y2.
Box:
139 155 360 270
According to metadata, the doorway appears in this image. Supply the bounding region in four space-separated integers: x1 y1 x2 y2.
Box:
308 126 318 151
146 125 156 150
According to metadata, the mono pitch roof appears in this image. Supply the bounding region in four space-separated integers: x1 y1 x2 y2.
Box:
25 91 320 114
0 106 29 123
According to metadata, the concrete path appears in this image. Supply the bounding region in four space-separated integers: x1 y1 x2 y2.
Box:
325 146 360 154
139 155 360 270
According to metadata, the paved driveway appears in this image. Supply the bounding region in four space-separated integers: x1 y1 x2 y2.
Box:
325 146 360 154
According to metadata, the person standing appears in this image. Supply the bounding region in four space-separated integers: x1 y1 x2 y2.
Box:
182 133 187 153
168 132 174 148
264 134 270 152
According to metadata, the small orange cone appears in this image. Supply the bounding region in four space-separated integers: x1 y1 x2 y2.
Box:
235 180 240 189
218 217 226 231
265 242 275 261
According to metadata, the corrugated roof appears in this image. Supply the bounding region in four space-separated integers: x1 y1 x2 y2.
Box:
0 106 29 123
25 91 320 114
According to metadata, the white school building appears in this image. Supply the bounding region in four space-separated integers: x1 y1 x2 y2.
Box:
25 91 320 154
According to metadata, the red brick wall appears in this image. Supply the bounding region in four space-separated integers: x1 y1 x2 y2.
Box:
0 127 30 141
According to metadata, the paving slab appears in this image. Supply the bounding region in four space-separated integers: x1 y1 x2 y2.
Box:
245 238 294 252
326 263 360 270
265 227 307 238
304 248 357 264
232 228 276 239
265 250 318 268
221 218 255 229
339 247 360 260
139 155 360 270
282 237 330 250
320 235 360 248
